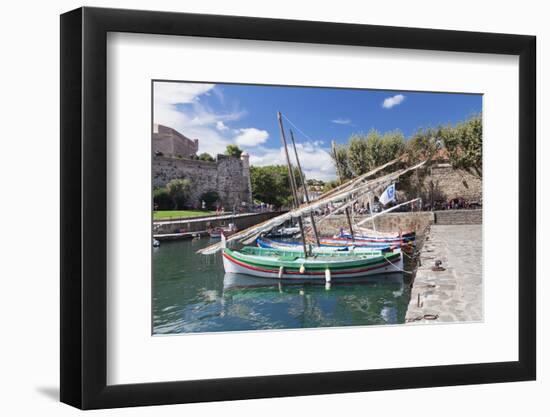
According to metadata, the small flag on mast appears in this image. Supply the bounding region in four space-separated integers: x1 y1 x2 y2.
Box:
379 183 396 206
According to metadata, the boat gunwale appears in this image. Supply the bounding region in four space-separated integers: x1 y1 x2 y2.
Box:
223 251 402 276
224 247 401 271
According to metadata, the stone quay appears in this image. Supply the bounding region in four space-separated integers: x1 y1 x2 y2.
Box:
405 223 482 323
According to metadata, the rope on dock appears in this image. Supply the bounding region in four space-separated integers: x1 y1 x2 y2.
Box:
386 256 415 275
406 314 439 322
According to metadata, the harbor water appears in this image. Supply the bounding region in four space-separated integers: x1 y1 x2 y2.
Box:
153 238 412 334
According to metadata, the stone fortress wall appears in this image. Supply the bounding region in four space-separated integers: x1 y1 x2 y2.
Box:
423 163 482 202
153 154 252 209
153 124 252 209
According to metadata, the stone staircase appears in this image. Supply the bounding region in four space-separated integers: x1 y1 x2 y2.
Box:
433 209 482 225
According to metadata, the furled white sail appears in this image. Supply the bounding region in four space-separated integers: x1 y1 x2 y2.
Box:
198 159 426 255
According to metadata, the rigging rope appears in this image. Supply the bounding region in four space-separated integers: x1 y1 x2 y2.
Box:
279 113 419 276
385 253 415 275
281 113 317 143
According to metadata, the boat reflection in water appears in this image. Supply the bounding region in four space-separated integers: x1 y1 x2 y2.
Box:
219 272 409 330
223 271 406 291
153 239 412 334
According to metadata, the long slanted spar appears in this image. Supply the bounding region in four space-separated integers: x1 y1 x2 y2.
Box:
197 159 427 255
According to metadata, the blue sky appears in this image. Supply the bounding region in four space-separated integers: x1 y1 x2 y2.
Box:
154 81 482 181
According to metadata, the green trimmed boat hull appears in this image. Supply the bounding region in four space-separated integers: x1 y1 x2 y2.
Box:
222 247 403 280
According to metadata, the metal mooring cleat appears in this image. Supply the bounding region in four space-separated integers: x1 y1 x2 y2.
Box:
431 260 446 271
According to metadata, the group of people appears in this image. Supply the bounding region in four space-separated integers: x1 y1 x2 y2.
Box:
420 198 482 211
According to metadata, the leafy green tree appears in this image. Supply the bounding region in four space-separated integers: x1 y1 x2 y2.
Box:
340 129 405 177
250 165 302 208
380 130 406 162
322 180 339 193
166 178 191 209
153 187 171 210
347 133 370 176
225 144 243 158
198 152 215 162
328 114 481 188
405 127 441 163
442 114 482 177
306 178 325 188
200 190 220 209
330 143 353 181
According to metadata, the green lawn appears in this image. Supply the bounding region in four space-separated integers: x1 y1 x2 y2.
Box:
153 210 217 220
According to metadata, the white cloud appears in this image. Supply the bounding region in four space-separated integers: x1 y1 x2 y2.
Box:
153 82 245 155
154 82 215 106
216 121 229 131
234 128 269 147
331 118 352 125
382 94 406 109
249 142 336 181
152 82 333 179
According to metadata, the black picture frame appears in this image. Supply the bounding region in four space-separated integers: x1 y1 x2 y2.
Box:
60 6 536 410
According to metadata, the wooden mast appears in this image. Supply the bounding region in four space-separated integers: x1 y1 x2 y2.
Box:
277 112 309 256
331 140 355 242
289 129 321 246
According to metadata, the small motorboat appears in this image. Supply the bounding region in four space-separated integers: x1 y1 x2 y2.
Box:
265 225 301 238
208 223 238 239
153 238 160 247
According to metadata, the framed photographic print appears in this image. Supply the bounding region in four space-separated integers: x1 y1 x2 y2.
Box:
60 6 536 409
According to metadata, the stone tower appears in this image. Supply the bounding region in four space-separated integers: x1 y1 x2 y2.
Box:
153 123 199 158
241 152 253 205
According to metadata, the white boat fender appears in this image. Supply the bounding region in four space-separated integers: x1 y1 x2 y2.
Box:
325 268 331 283
278 265 284 279
299 264 305 274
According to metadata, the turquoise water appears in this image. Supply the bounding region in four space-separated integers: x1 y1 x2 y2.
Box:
153 238 412 334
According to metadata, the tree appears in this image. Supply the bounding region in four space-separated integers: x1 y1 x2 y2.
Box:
153 187 171 210
363 129 384 172
330 142 353 181
380 130 406 163
250 165 302 208
198 152 215 162
442 114 482 177
405 127 440 163
200 190 220 209
347 133 370 176
225 144 243 158
306 178 325 188
166 178 191 209
337 129 405 177
322 180 339 193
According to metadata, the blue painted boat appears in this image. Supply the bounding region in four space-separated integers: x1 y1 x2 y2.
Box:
336 228 416 243
257 236 396 252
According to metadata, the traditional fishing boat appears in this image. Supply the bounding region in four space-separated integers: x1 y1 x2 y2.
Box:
256 236 395 253
197 111 428 257
222 246 403 281
336 227 416 242
318 236 413 249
